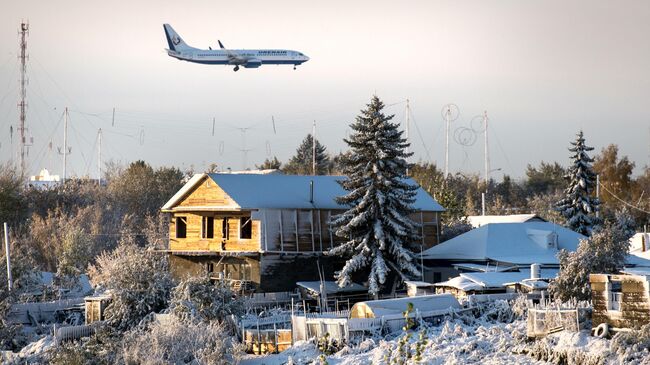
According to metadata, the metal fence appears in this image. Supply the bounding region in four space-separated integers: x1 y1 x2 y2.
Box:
54 324 97 345
291 307 472 343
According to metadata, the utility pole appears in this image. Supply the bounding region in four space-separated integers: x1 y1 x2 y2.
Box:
97 128 102 185
405 99 410 176
483 111 490 194
18 22 30 177
312 120 316 176
58 107 71 182
4 222 12 291
596 174 600 219
444 105 451 178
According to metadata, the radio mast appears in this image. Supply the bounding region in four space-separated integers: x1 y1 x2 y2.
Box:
18 22 31 177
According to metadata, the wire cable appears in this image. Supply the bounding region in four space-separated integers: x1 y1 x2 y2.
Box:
599 181 650 214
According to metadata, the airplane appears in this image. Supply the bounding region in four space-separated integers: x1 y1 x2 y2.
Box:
163 24 309 72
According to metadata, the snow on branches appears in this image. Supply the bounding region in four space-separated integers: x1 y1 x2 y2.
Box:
329 96 421 295
551 209 636 301
555 130 600 236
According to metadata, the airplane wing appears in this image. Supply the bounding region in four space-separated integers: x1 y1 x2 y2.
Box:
218 40 247 64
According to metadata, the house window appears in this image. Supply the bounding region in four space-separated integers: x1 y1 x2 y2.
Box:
222 218 229 240
202 216 214 239
176 217 187 238
607 280 622 311
240 217 252 239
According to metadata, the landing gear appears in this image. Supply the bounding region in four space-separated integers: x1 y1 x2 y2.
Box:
233 65 240 72
293 65 297 70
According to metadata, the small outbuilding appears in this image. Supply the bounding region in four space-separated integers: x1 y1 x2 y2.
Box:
590 270 650 331
349 293 461 319
404 281 436 297
84 294 112 324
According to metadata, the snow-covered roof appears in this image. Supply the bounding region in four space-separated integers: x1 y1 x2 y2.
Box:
350 294 461 318
621 267 650 277
421 222 585 265
436 269 558 291
435 276 484 292
466 214 546 228
296 281 367 294
452 263 517 273
460 269 557 288
404 281 436 288
630 233 650 253
162 173 445 211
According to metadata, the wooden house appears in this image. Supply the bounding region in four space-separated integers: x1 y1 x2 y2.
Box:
160 173 444 292
590 270 650 331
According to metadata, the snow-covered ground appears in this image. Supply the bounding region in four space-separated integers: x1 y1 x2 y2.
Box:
242 317 649 365
0 335 55 363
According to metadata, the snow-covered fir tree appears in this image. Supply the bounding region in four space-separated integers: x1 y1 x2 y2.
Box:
329 95 420 295
556 130 600 235
283 134 330 175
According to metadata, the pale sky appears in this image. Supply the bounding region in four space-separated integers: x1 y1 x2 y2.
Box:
1 0 649 179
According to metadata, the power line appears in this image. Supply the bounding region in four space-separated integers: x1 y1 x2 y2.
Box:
599 181 650 214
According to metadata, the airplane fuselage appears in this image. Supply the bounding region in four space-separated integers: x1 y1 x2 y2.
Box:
167 48 309 67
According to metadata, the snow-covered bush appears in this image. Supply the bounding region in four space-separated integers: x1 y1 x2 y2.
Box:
169 276 246 323
609 323 650 364
476 299 518 323
550 210 635 301
121 314 243 365
88 240 174 331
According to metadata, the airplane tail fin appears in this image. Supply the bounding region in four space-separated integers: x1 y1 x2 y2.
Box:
163 24 192 51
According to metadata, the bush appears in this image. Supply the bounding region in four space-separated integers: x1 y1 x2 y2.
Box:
88 241 174 331
169 276 247 323
122 314 243 365
610 323 650 364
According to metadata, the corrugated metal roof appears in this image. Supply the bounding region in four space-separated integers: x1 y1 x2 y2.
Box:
162 173 444 211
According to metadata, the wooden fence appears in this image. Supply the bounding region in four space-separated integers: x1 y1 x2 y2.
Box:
7 298 84 325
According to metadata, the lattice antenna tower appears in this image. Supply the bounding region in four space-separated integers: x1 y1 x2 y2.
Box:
18 21 32 177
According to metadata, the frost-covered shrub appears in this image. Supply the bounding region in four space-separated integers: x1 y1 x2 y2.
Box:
550 210 635 302
477 300 516 323
169 276 246 323
610 324 650 364
88 241 174 331
525 336 606 365
122 314 243 365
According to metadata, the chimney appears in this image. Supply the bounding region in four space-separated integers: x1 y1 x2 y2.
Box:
531 263 540 280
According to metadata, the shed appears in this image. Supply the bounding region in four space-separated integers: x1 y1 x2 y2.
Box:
349 294 461 319
404 281 436 297
84 294 111 324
